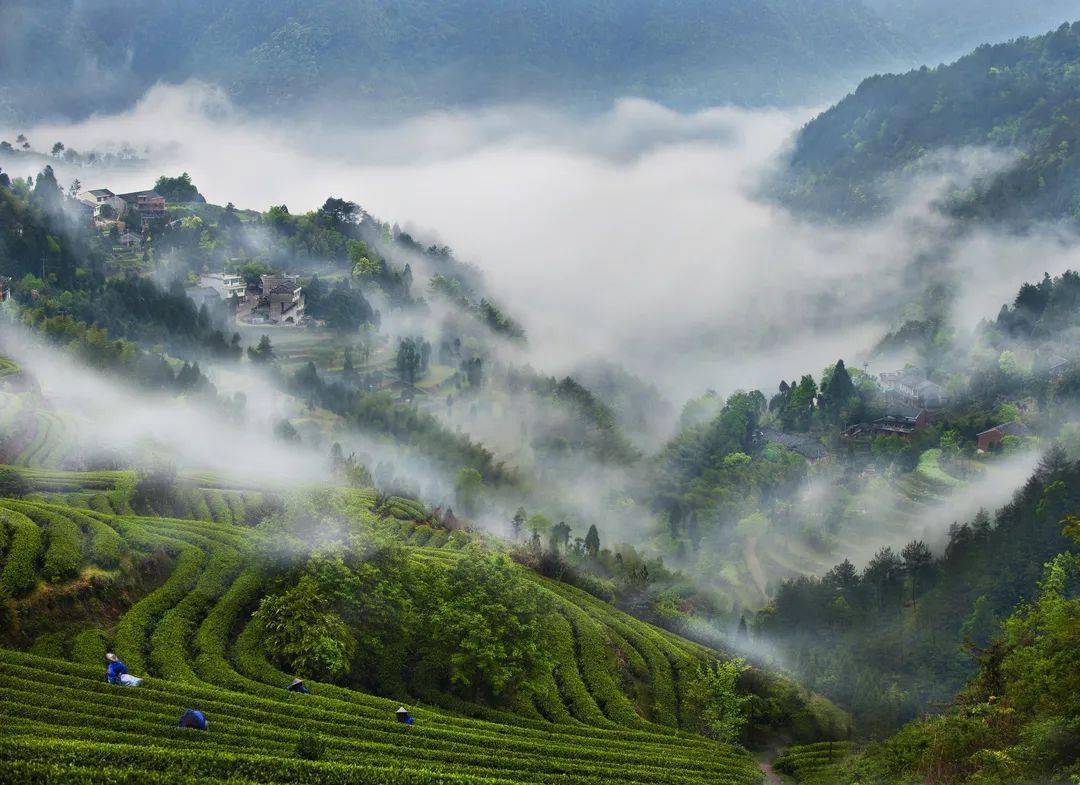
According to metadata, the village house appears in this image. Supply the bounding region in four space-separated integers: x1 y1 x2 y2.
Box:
879 368 948 409
118 232 142 248
76 188 126 217
843 406 930 442
1048 355 1068 380
117 190 166 220
252 273 305 325
976 421 1031 452
71 199 96 226
198 272 247 301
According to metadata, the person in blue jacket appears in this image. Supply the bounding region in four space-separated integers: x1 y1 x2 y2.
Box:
105 652 127 685
178 709 208 730
287 678 309 694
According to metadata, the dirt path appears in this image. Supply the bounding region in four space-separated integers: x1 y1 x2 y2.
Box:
758 759 783 784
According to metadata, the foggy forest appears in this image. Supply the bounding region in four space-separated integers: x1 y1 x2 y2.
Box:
0 3 1077 784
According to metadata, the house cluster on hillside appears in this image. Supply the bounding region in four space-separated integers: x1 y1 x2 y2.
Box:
76 187 166 231
188 271 306 326
878 367 948 409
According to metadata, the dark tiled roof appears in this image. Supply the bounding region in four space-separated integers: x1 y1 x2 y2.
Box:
117 190 163 200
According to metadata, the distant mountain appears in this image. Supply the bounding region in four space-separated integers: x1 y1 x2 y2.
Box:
780 21 1080 223
862 0 1080 61
0 0 916 123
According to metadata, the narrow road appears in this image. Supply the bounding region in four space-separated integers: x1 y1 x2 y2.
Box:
758 759 783 784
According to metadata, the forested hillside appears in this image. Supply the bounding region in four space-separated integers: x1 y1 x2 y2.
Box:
777 516 1079 785
862 0 1079 59
781 21 1080 222
0 0 914 122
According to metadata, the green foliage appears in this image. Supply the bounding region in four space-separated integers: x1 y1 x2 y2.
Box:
0 467 29 498
453 468 484 516
686 658 750 743
0 508 43 596
427 551 552 700
152 173 203 203
257 574 356 682
836 540 1079 785
248 335 275 364
758 453 1080 735
41 510 82 582
784 22 1080 224
295 733 326 761
71 629 111 666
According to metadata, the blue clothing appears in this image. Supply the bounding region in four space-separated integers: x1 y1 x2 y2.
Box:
178 709 207 730
106 660 128 685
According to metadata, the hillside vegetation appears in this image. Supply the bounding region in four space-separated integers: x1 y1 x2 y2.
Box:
0 0 914 122
779 517 1079 785
781 21 1080 223
0 449 849 784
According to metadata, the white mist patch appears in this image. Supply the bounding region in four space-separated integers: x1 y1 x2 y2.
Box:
13 83 1077 405
0 324 328 487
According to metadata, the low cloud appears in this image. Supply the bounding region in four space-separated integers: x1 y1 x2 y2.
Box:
11 83 1080 408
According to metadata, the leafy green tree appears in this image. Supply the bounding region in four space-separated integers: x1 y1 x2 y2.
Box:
453 467 484 515
584 524 600 558
782 375 818 431
686 658 750 743
819 359 856 424
549 521 571 552
425 551 551 700
0 467 28 498
526 513 551 543
902 540 934 613
396 338 422 384
258 574 356 681
153 172 203 203
511 507 526 541
248 334 275 363
959 594 1000 648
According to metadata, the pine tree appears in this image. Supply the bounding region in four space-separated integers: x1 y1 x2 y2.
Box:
584 525 600 558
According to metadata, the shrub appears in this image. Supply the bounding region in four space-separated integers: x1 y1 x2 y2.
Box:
0 508 43 596
41 512 83 582
295 733 326 761
29 631 66 659
0 467 28 498
71 629 111 666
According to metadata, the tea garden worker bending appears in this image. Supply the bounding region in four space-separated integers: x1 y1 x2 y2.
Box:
105 652 142 687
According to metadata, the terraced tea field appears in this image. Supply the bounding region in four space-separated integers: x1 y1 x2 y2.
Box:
0 481 764 784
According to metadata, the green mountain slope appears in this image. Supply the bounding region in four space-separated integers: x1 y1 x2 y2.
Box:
780 517 1079 785
780 21 1080 223
861 0 1079 59
0 0 913 122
